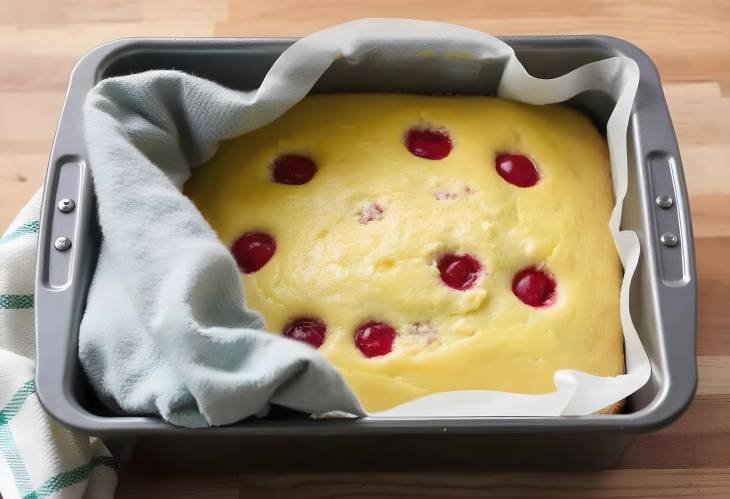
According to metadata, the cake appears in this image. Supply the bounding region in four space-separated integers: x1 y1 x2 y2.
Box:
185 94 624 413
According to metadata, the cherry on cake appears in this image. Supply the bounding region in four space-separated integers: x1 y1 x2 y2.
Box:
186 94 624 413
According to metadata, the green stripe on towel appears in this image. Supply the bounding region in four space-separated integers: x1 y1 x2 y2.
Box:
1 381 119 499
0 381 38 497
0 294 34 310
25 456 119 499
0 425 34 497
0 220 39 244
0 380 36 423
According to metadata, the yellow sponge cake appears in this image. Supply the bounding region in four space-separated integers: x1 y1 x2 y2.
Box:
185 94 624 413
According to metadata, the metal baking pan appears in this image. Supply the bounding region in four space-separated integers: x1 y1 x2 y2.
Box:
35 35 697 470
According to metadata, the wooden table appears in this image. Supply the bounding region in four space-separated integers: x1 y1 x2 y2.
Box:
1 1 728 497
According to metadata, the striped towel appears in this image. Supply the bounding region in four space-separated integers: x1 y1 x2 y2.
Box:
0 191 117 499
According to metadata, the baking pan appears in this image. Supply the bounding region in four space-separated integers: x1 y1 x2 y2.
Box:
34 35 697 470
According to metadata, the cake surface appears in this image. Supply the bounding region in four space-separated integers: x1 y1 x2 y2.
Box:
185 94 624 413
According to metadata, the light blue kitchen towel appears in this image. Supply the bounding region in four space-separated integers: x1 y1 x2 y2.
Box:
80 18 644 427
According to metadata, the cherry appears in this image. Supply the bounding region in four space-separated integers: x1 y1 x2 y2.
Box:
405 128 452 160
283 318 326 348
495 153 540 187
512 266 557 307
230 232 276 274
271 154 316 185
437 253 482 291
354 321 397 358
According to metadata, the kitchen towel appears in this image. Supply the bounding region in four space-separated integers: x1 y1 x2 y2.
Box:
0 191 117 499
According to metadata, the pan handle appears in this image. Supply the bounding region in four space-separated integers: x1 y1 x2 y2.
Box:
619 35 697 427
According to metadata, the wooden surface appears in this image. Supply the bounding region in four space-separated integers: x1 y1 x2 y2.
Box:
1 0 729 497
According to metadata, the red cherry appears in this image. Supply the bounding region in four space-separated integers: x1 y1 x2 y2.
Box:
512 266 557 307
271 154 316 185
231 232 276 274
495 153 540 187
354 321 396 358
437 253 482 291
283 318 326 348
405 128 452 160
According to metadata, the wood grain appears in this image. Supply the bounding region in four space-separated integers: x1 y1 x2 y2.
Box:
1 0 728 497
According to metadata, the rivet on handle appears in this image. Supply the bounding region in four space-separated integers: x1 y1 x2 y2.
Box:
54 236 72 251
660 232 679 248
58 198 76 213
655 195 674 209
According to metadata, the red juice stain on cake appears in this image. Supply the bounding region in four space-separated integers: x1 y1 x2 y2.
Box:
355 321 397 358
231 232 276 274
405 128 452 160
433 189 457 200
358 202 385 224
512 266 557 307
495 153 540 187
437 253 482 291
283 318 326 348
271 154 316 185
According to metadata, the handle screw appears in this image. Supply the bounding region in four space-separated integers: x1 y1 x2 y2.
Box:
54 236 72 251
58 198 76 213
660 232 679 248
655 195 673 209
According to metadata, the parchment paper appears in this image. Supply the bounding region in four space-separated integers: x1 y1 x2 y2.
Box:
276 19 648 416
